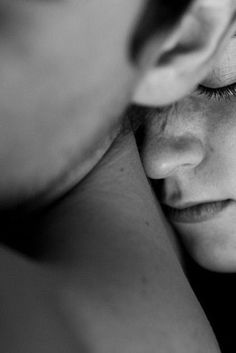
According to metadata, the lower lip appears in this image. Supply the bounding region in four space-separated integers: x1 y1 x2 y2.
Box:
163 200 233 224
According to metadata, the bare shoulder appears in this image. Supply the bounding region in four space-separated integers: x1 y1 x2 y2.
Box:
35 132 221 353
0 134 221 352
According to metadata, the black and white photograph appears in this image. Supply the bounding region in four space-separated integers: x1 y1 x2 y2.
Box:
0 1 236 352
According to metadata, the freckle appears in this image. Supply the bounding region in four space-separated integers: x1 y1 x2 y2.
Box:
209 145 214 153
141 276 148 285
145 220 150 227
120 167 124 172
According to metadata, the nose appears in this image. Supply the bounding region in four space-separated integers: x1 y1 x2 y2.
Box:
142 135 205 179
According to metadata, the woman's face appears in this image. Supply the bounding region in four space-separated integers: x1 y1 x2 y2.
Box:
142 32 236 272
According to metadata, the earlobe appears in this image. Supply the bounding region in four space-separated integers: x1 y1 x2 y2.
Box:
133 0 236 107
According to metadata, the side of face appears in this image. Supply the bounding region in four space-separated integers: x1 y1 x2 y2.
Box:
142 32 236 272
0 0 147 206
0 0 235 208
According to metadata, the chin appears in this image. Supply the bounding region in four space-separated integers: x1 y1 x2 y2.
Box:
185 242 236 273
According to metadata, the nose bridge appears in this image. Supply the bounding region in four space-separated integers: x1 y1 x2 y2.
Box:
143 133 205 179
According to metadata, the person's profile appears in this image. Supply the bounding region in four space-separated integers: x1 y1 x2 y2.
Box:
140 24 236 273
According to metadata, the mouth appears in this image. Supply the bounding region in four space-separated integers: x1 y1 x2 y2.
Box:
162 199 233 224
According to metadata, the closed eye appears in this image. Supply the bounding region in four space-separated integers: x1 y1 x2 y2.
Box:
197 82 236 101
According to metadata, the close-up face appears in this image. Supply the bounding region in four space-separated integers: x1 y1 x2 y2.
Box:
0 0 234 208
142 30 236 272
0 0 150 206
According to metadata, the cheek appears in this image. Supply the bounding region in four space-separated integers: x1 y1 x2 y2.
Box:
208 103 236 188
0 1 142 202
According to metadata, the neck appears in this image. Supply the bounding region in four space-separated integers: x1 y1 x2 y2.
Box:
36 132 180 266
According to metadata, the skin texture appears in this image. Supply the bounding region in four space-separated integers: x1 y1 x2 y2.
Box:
0 0 235 208
142 31 236 272
0 134 221 353
0 0 146 205
0 1 236 352
133 0 236 106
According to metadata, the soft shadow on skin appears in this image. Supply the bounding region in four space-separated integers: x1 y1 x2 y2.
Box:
0 209 44 259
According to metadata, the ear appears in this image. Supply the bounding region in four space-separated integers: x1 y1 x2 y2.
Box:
133 0 236 106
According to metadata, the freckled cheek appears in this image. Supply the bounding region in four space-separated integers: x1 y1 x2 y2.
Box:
209 115 236 182
222 155 236 197
206 99 236 128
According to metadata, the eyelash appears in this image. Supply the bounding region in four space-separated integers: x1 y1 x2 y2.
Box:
197 82 236 101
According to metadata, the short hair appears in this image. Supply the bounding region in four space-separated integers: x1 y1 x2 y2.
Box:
130 0 193 62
